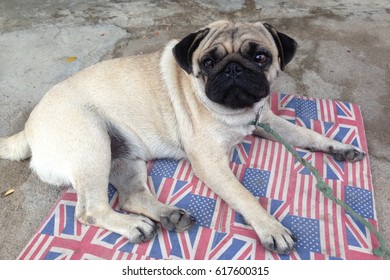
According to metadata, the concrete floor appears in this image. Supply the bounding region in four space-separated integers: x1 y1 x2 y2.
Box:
0 0 389 259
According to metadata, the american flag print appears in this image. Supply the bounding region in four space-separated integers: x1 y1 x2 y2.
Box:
18 93 381 260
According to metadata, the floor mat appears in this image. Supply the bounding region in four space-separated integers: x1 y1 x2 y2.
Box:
18 93 381 260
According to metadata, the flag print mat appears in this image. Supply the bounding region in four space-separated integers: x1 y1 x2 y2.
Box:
18 93 381 260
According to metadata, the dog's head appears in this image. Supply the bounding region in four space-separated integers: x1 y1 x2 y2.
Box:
173 20 297 111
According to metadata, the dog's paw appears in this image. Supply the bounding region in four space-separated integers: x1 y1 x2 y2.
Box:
258 221 295 255
329 145 365 162
127 214 158 243
160 209 196 232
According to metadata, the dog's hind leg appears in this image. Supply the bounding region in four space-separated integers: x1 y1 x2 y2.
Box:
109 158 196 232
74 168 158 243
68 130 158 243
26 110 158 243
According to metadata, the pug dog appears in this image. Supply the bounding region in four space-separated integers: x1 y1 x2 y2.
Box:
0 20 365 255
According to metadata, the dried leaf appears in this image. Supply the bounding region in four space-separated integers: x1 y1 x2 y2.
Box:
1 189 15 198
66 56 77 62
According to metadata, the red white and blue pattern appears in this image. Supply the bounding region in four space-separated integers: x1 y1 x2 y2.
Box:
18 93 380 260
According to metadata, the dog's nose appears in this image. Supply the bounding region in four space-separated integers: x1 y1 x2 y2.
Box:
225 62 243 78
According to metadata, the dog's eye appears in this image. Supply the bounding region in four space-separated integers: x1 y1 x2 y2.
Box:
203 59 215 70
254 52 270 65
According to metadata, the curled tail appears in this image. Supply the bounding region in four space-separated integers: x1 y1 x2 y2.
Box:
0 131 31 161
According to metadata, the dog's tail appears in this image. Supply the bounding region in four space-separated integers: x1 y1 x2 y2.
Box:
0 131 31 161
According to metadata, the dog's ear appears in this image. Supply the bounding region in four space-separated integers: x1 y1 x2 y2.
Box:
173 28 210 74
263 23 297 71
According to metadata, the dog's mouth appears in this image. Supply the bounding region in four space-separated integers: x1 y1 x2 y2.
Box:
205 65 270 109
221 85 264 109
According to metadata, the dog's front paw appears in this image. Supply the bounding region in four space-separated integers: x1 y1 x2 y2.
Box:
160 209 196 232
329 145 365 162
258 221 296 255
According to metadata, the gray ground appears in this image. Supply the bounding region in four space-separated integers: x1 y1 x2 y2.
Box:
0 0 389 259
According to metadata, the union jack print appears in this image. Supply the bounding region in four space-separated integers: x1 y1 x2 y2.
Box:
270 92 296 122
18 93 380 260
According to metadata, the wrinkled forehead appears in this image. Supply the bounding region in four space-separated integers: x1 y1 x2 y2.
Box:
201 22 276 54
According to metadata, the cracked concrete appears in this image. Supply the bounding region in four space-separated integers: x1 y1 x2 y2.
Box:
0 0 389 259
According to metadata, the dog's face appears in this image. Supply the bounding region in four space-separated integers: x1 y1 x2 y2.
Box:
173 21 297 111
